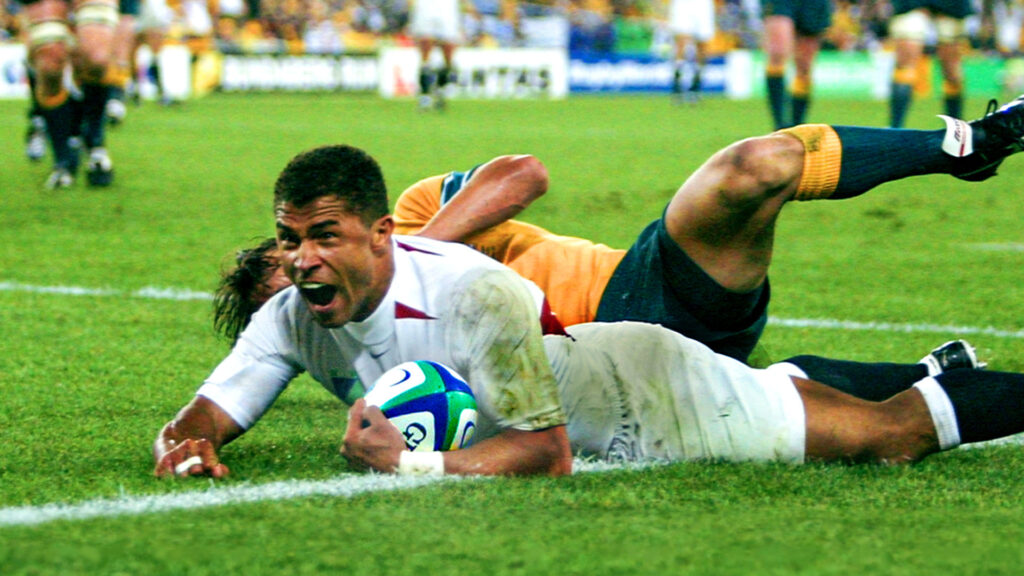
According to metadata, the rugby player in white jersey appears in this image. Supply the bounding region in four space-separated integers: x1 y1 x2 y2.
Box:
155 144 1024 479
154 145 574 478
665 0 715 102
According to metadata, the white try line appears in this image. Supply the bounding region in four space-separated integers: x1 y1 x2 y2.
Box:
0 459 644 528
0 281 213 301
767 317 1024 340
0 474 456 528
3 280 1023 340
966 242 1024 253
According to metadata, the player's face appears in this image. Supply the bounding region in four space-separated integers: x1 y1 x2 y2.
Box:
275 196 394 327
252 250 293 308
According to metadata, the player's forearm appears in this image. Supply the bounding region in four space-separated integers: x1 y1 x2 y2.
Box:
440 426 573 477
419 155 548 242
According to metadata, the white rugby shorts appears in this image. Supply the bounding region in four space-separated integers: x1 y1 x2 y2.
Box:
551 322 806 464
668 0 716 41
409 0 462 43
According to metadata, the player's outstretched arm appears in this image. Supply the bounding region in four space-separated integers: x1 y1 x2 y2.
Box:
442 426 572 477
417 154 548 242
153 396 243 478
341 398 572 477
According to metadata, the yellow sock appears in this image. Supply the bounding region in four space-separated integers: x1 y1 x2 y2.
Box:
777 124 842 200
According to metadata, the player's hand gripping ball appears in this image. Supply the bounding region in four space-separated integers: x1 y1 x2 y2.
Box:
364 360 477 451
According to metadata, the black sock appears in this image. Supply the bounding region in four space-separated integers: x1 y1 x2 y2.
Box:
784 356 929 401
944 95 963 120
831 125 950 198
437 67 452 89
791 95 809 126
40 97 76 170
767 74 787 129
26 65 42 117
890 82 913 128
419 67 434 95
935 369 1024 444
150 63 162 95
80 83 109 149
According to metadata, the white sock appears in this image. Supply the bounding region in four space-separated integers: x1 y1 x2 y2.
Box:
939 115 975 158
913 377 962 450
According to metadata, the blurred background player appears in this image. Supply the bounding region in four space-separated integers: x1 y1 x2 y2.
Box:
762 0 833 129
24 66 47 162
136 0 175 105
20 0 118 188
666 0 715 102
116 0 175 109
408 0 464 110
888 0 975 127
104 0 143 125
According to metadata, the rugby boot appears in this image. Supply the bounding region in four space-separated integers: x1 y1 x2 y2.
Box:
919 340 986 376
44 167 74 190
947 95 1024 181
85 147 114 187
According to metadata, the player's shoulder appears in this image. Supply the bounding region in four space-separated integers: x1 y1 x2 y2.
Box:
394 234 501 267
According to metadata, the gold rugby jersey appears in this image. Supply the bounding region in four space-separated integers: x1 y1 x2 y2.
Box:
393 170 625 327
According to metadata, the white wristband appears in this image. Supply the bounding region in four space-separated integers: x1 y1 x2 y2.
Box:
397 451 445 476
174 455 203 476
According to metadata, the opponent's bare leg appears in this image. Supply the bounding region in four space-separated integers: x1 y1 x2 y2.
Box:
664 97 1024 293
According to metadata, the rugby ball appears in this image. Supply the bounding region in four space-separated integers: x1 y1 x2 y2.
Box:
364 360 477 452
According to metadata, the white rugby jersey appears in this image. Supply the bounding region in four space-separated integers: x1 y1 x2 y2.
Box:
546 322 806 464
198 235 567 443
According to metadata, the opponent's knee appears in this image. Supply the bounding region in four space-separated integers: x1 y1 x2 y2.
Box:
776 124 841 201
718 135 803 187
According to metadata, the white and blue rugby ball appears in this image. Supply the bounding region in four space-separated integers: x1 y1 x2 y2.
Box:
364 360 477 452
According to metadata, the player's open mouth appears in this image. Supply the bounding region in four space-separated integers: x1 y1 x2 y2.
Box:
299 283 337 306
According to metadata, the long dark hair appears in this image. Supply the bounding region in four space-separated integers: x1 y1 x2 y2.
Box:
213 237 280 343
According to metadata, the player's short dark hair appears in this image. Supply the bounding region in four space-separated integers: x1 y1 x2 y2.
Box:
273 145 390 226
213 237 279 343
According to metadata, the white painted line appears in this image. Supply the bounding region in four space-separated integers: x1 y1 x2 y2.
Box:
3 280 1022 340
966 243 1024 252
0 458 642 528
767 317 1024 340
0 281 120 298
0 474 457 528
0 281 212 301
133 286 214 301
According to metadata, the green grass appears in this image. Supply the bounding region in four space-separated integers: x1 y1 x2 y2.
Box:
2 92 1024 574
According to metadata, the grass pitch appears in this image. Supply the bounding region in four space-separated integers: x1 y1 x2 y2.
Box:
1 91 1023 575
